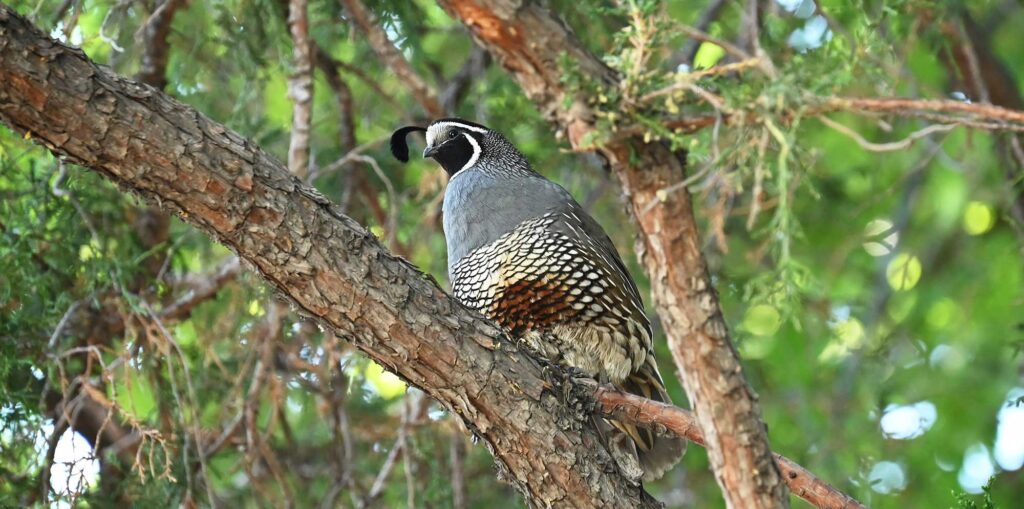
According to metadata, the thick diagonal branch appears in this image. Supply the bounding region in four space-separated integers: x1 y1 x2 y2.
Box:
0 7 655 508
433 1 789 507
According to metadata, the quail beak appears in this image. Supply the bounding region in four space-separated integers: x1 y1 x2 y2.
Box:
423 145 439 158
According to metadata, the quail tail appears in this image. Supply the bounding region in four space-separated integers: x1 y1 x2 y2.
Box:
616 357 687 481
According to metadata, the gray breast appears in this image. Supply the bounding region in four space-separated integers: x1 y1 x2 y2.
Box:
442 170 571 275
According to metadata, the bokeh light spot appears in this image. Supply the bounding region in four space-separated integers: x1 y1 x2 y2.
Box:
958 444 995 494
692 42 725 70
963 201 995 235
886 253 922 291
880 401 937 440
868 461 906 494
364 361 407 400
818 317 866 363
926 298 959 330
995 388 1024 471
863 218 898 256
50 429 99 498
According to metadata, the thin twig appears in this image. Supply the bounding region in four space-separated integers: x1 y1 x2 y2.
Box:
363 392 427 508
46 301 82 350
671 0 727 68
39 419 69 504
365 434 403 506
677 23 751 62
441 46 490 112
817 116 957 152
313 44 360 211
308 135 389 182
639 57 764 104
160 257 241 320
616 93 1024 147
746 127 770 230
146 303 218 507
349 154 399 250
825 96 1024 124
449 432 467 509
402 395 417 509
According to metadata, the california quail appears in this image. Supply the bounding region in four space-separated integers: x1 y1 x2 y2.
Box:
392 119 686 481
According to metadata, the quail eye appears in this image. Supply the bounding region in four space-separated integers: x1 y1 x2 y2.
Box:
449 130 459 139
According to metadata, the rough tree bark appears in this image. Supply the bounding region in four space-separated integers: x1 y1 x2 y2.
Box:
0 6 656 508
432 1 789 508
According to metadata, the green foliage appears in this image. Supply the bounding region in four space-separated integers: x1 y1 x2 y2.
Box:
1 1 1023 508
953 478 997 509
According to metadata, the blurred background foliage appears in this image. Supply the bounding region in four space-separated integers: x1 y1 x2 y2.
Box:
1 0 1022 507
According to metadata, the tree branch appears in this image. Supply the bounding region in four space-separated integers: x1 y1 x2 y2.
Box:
824 96 1024 125
590 384 866 509
933 11 1024 250
434 1 789 507
668 0 728 70
287 0 313 179
160 257 242 321
440 45 490 112
620 94 1024 142
134 0 184 91
0 7 656 507
338 0 445 117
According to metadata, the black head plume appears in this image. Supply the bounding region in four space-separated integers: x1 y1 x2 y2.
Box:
390 126 427 162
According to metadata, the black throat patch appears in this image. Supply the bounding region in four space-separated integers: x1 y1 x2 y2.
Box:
433 133 479 177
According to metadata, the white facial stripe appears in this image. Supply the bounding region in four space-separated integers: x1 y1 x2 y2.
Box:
426 121 488 146
461 132 481 172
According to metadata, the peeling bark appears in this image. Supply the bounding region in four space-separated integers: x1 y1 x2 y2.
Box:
0 7 657 508
433 1 789 507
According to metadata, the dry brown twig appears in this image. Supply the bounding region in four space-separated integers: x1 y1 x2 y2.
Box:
349 154 400 250
590 383 866 509
364 392 429 508
146 303 218 505
610 94 1024 150
677 22 751 63
639 57 766 104
817 117 958 152
827 96 1024 124
670 0 728 68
